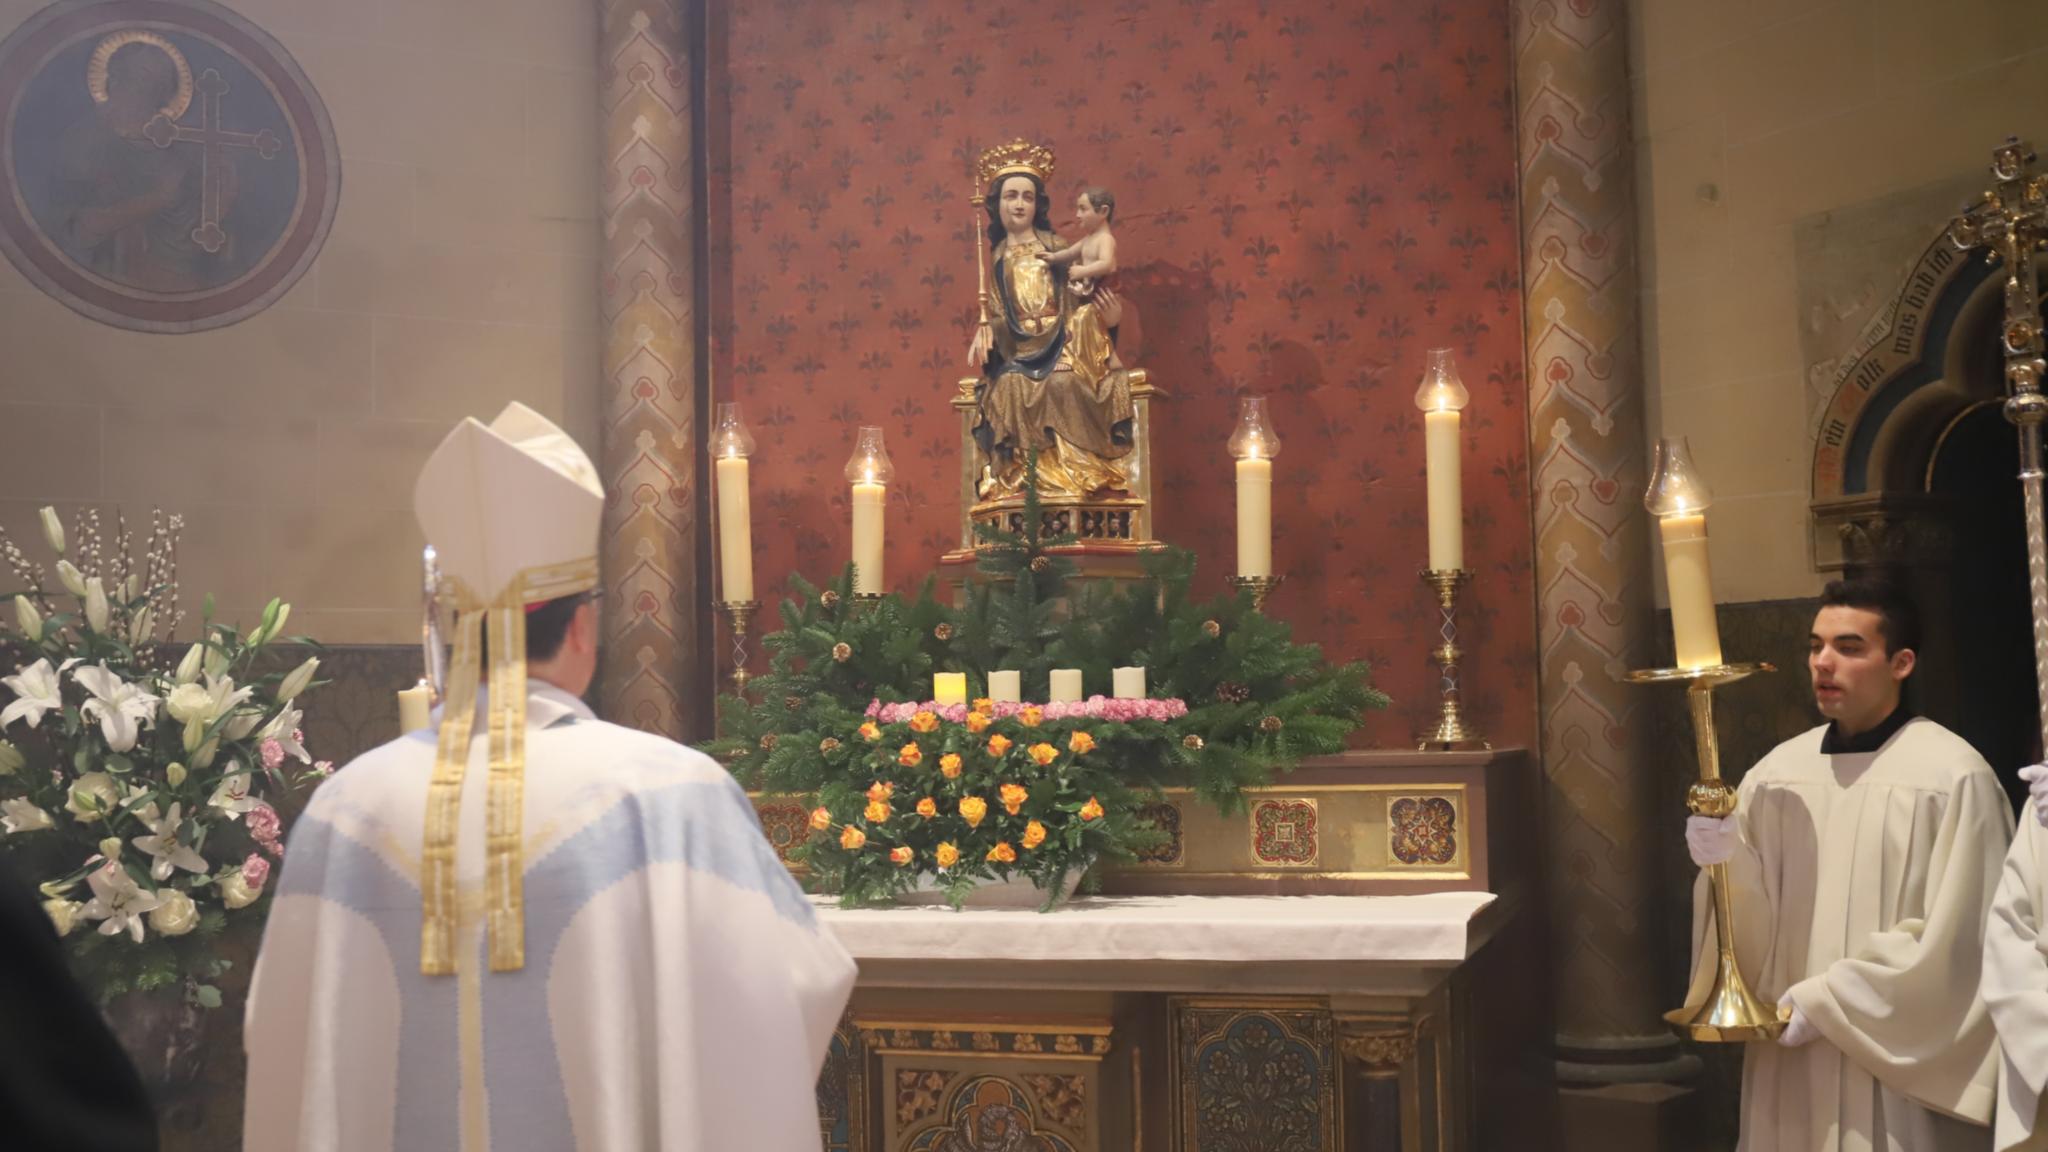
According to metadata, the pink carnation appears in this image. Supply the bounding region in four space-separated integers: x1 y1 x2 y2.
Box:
247 801 283 856
241 853 271 889
260 739 286 771
312 760 334 777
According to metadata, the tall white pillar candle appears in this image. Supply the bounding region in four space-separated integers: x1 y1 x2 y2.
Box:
1658 514 1723 669
1235 457 1273 577
398 681 432 733
851 482 886 594
1423 409 1464 570
715 455 754 602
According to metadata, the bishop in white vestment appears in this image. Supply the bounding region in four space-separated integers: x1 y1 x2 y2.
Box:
1686 583 2010 1152
243 404 856 1151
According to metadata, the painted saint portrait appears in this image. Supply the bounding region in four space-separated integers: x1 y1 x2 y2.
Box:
0 0 338 332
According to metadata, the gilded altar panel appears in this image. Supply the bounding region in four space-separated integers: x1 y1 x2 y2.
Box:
1170 998 1338 1151
859 1019 1113 1152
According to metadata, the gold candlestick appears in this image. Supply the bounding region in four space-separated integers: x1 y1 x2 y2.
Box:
1626 661 1781 1042
1229 574 1282 613
717 600 759 694
1417 569 1486 750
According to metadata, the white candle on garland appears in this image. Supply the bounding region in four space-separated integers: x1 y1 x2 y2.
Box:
1112 666 1147 699
988 670 1022 704
1049 669 1083 703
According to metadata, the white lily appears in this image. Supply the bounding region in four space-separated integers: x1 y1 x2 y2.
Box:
257 706 308 763
0 659 62 730
38 506 64 554
131 802 209 881
1 797 52 833
13 595 40 638
208 768 256 818
81 863 162 944
74 664 158 753
83 578 108 634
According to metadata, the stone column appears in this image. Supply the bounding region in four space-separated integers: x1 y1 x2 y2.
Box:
597 0 705 738
1516 0 1695 1137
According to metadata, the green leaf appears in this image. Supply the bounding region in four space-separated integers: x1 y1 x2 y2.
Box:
193 984 222 1009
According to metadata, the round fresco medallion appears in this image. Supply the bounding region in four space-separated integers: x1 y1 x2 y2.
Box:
0 0 339 333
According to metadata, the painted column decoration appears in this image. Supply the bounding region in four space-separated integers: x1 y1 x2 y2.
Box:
598 0 705 739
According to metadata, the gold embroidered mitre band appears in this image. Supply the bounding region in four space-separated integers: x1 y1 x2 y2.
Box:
413 404 604 976
974 138 1056 194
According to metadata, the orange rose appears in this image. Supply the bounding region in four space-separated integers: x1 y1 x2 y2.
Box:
935 841 960 869
864 799 891 823
972 697 994 714
1068 731 1096 755
986 842 1017 864
809 806 832 831
899 743 924 767
840 825 867 850
999 782 1029 816
890 845 914 866
940 753 964 779
966 711 992 734
909 711 940 733
1027 743 1058 767
866 781 895 803
1022 820 1047 849
858 721 881 742
959 796 988 828
987 733 1013 757
916 797 938 818
1020 706 1044 727
1079 796 1104 821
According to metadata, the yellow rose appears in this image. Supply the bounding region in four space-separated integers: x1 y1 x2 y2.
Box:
966 711 992 734
1020 706 1043 727
899 743 924 768
959 796 988 828
809 806 833 831
987 733 1013 757
936 842 960 869
1080 796 1105 822
986 842 1017 864
1068 731 1096 755
859 721 881 742
218 868 261 910
999 782 1029 816
1027 743 1058 767
890 846 914 866
909 711 940 733
916 797 937 818
840 826 867 850
1022 820 1047 850
864 800 891 823
866 781 895 803
940 753 963 779
971 698 994 714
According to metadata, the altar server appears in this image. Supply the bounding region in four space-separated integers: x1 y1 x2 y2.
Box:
244 404 854 1151
1685 578 2010 1152
1981 752 2048 1150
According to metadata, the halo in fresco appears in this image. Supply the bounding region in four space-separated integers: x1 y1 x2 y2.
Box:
0 0 339 333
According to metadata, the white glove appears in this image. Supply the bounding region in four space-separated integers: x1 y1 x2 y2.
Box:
1686 814 1739 867
2019 763 2048 827
1777 992 1819 1048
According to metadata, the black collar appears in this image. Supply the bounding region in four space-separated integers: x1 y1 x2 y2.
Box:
1820 705 1913 755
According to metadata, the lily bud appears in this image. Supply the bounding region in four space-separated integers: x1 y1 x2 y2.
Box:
55 559 85 598
128 607 154 646
175 643 204 685
183 718 206 755
13 595 41 639
38 507 64 554
271 602 291 639
84 578 108 634
166 762 187 788
192 737 219 770
98 836 122 861
202 638 231 679
0 740 22 776
123 575 139 604
277 656 319 702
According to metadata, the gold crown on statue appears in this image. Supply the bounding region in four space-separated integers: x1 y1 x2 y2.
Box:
975 139 1056 193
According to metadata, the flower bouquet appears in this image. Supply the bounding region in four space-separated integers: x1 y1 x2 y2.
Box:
802 700 1170 910
0 507 327 1015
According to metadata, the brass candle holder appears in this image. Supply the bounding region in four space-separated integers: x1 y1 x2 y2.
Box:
1625 661 1782 1042
1229 574 1282 613
1417 569 1486 750
716 600 760 694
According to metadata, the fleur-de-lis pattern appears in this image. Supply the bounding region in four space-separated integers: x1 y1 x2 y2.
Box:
711 0 1536 747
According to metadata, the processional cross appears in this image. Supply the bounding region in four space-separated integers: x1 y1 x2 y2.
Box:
142 68 282 254
1950 138 2048 744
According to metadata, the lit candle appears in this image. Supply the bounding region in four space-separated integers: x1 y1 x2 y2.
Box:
1227 396 1281 579
1645 437 1723 669
1415 348 1468 572
398 680 432 733
1112 666 1147 699
933 672 967 706
845 426 894 596
1049 669 1083 703
711 403 756 602
988 670 1022 703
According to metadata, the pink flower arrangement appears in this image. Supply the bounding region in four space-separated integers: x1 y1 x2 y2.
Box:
240 853 271 889
864 696 1188 724
260 738 286 771
246 800 283 857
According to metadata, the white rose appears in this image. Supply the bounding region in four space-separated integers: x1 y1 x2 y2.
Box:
43 898 79 936
66 772 119 822
0 739 22 776
218 868 259 909
164 683 219 726
147 889 199 936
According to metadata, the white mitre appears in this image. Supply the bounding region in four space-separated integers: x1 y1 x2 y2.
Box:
414 402 602 607
410 403 603 978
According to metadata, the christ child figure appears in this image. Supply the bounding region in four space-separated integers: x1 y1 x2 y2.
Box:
1040 186 1117 295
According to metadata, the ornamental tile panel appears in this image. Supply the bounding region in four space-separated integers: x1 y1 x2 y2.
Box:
1250 798 1319 868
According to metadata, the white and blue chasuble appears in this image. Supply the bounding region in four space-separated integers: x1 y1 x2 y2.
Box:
244 683 856 1150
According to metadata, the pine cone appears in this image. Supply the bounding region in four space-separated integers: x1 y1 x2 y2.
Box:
933 623 954 641
1182 734 1205 751
1216 682 1251 704
784 695 804 712
832 642 853 663
819 737 842 754
1030 556 1051 574
1258 715 1284 734
820 590 841 610
1202 619 1221 638
759 733 780 751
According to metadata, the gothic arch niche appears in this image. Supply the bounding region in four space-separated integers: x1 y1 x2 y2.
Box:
1810 231 2039 785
